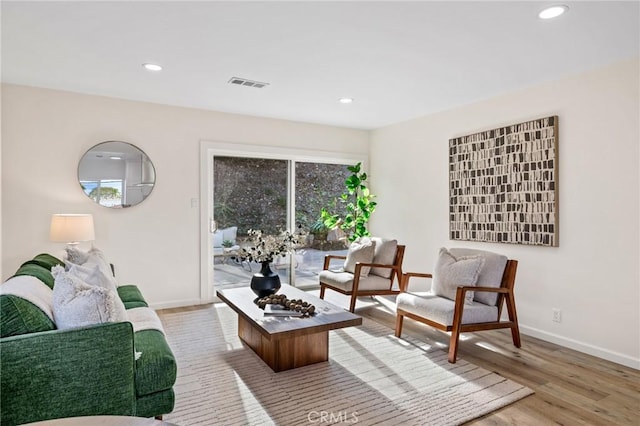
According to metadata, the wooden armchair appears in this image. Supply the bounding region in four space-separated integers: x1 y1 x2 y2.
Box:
319 238 405 312
395 248 520 363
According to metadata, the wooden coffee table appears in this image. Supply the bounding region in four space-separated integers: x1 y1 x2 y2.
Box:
217 284 362 372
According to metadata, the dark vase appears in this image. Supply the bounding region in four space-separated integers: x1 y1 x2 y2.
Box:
250 261 281 298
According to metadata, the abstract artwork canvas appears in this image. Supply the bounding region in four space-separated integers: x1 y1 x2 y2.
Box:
449 116 558 246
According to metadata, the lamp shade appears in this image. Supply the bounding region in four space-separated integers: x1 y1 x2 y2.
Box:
50 214 95 243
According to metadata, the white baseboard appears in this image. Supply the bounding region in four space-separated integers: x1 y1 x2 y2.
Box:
520 325 640 370
150 298 205 310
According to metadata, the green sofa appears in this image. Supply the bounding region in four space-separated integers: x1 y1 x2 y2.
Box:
0 254 177 425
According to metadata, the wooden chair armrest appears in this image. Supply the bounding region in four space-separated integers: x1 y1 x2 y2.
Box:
400 271 433 292
351 263 404 292
354 262 396 269
323 254 347 270
464 286 510 294
352 262 399 274
405 272 433 279
454 286 511 305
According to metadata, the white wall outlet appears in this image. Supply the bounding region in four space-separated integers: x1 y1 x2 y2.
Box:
190 198 199 208
552 309 562 323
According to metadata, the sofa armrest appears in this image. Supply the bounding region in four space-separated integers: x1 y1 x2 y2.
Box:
1 322 136 425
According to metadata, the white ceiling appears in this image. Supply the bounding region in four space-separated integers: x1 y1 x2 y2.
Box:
2 1 638 130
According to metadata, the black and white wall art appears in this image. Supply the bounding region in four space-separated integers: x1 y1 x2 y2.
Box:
449 116 558 247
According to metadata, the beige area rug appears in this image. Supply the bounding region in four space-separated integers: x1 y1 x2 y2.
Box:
160 304 533 426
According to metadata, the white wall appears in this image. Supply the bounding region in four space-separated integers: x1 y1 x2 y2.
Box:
0 84 3 281
369 58 640 369
1 84 369 307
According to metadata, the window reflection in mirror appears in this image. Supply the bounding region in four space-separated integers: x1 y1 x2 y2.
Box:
78 141 155 208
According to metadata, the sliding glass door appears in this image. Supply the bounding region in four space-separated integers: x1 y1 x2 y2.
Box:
293 162 350 287
213 157 288 289
211 156 351 291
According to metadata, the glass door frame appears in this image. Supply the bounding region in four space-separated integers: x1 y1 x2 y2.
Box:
199 140 365 303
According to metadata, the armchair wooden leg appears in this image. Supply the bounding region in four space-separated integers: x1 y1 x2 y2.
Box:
448 328 461 363
506 292 521 348
349 294 357 313
395 314 404 337
449 291 465 363
511 324 521 348
319 285 326 299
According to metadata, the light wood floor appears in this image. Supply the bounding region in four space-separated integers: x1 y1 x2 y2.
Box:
161 292 640 425
357 300 640 425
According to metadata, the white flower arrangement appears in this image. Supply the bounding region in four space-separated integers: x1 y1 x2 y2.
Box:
239 229 306 264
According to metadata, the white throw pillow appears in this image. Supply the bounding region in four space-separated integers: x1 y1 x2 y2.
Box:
65 246 89 264
85 246 117 284
370 238 398 279
432 248 485 304
51 265 127 330
343 237 376 277
64 245 118 288
67 262 118 293
222 226 238 244
213 227 237 247
86 246 111 268
213 230 224 248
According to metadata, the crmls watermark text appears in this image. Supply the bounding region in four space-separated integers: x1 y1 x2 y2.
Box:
308 410 359 424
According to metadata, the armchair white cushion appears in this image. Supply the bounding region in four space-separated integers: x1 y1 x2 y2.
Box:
396 292 498 326
318 270 393 292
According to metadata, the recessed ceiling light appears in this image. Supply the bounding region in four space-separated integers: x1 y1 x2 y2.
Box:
109 156 122 160
339 98 354 104
538 5 568 20
142 63 163 71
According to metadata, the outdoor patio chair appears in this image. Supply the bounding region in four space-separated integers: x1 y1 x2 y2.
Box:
395 247 520 363
319 238 405 312
213 226 240 260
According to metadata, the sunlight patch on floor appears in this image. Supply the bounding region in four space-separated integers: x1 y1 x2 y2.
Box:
234 371 273 425
475 340 510 356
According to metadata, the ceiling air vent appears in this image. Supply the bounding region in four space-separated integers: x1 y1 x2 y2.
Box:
228 77 269 89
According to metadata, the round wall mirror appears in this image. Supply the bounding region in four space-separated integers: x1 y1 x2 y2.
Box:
78 141 156 208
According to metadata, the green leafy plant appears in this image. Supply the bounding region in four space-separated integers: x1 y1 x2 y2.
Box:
309 219 328 237
213 200 235 229
88 186 121 201
320 162 377 242
222 239 234 248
